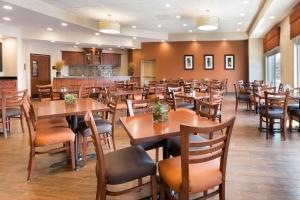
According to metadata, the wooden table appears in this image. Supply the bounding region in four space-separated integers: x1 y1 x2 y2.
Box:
175 91 209 100
37 98 108 170
120 108 215 158
52 88 79 99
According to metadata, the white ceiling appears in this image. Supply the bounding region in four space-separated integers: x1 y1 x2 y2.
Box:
41 0 261 33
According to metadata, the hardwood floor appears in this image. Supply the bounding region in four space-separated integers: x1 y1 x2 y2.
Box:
1 95 300 200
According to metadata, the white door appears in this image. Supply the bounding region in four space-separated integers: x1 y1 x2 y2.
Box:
141 59 156 86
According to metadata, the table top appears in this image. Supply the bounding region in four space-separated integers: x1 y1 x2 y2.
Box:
37 98 108 119
175 91 209 100
120 108 215 145
256 91 300 100
110 90 144 96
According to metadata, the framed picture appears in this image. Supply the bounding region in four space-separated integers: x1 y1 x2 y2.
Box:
224 54 235 70
184 55 194 70
204 55 214 70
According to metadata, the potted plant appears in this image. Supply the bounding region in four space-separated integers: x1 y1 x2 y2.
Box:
64 93 77 104
128 62 135 76
152 102 169 123
53 60 65 77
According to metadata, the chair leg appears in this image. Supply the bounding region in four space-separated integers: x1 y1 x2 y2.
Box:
20 115 25 133
111 131 116 151
151 175 157 200
96 178 106 200
159 180 166 200
69 141 75 170
288 115 292 132
27 147 35 181
235 99 238 111
82 137 87 166
219 184 225 200
266 118 269 140
155 148 159 163
282 119 286 141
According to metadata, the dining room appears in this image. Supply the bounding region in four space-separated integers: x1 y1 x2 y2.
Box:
1 0 300 200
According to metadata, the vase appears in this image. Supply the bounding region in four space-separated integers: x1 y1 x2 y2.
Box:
56 71 61 77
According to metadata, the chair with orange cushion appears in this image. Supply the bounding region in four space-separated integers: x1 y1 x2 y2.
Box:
159 116 235 200
21 99 75 181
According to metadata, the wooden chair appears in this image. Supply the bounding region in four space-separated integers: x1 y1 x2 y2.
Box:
165 90 177 111
233 83 251 111
126 98 164 162
0 89 27 138
114 81 125 91
278 83 284 93
84 111 157 200
78 94 118 166
259 91 289 140
78 85 91 98
288 87 300 131
21 98 75 180
36 84 54 101
167 86 194 110
159 116 236 200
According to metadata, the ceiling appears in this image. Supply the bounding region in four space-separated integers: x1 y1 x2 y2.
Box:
0 0 299 48
41 0 261 33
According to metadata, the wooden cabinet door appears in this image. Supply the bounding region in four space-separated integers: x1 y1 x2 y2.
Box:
101 53 121 67
62 51 84 66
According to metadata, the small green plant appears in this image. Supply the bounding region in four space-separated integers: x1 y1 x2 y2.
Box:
152 102 168 123
65 93 76 104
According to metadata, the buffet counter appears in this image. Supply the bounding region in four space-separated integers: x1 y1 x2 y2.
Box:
53 76 132 89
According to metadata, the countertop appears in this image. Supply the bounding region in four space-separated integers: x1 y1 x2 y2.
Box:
0 76 17 80
54 76 131 79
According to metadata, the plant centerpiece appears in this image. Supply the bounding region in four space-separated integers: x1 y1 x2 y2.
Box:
64 93 77 104
190 85 196 96
53 60 65 77
152 102 169 123
128 62 135 76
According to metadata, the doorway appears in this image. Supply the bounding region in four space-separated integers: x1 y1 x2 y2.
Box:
141 59 156 86
30 54 51 97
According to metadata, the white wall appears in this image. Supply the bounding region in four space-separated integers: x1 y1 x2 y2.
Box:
1 38 18 76
248 38 264 82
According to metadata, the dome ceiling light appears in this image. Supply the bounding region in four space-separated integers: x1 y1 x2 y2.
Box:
196 15 219 31
98 14 120 34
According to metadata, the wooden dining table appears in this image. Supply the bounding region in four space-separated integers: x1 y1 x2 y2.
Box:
120 108 216 158
37 98 109 170
175 91 209 100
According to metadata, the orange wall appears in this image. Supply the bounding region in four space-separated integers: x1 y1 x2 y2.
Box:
131 40 249 92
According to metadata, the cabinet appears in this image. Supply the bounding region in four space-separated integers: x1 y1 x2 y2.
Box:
101 53 121 67
62 51 85 66
84 48 102 66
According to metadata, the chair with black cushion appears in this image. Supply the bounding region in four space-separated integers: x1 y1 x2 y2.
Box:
84 111 157 200
167 86 194 110
159 117 235 200
233 83 251 111
0 90 27 138
78 93 118 166
127 97 166 162
259 91 289 140
288 87 300 131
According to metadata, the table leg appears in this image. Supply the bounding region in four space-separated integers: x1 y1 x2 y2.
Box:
70 115 80 171
162 140 169 159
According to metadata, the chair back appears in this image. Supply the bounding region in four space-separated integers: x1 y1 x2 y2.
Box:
89 86 103 100
114 81 125 91
264 91 289 118
165 90 177 111
167 86 183 94
195 100 219 121
127 97 159 116
78 85 91 98
106 93 119 123
141 86 150 100
20 97 36 147
36 84 53 101
278 83 284 93
84 111 106 187
180 116 236 195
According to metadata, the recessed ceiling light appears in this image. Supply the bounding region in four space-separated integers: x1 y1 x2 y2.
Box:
259 30 263 33
132 48 135 50
193 39 197 42
176 15 181 19
236 28 241 32
223 38 227 41
98 44 101 46
117 45 121 48
3 17 11 21
47 27 53 31
183 24 188 27
50 40 55 43
269 16 275 20
238 22 243 25
61 22 68 26
95 32 100 36
243 0 249 4
75 42 80 45
188 30 193 33
0 35 3 38
240 13 245 17
109 48 112 51
161 40 165 42
157 24 162 28
133 36 137 40
74 46 78 48
132 25 136 29
165 4 171 8
3 5 13 10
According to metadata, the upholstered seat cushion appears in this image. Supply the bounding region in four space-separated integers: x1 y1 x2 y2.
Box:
289 109 300 117
4 108 21 117
96 145 156 185
288 104 299 111
78 119 112 137
34 127 75 147
260 108 284 119
136 139 165 151
158 156 222 194
35 117 69 130
168 135 207 157
177 102 194 110
237 93 250 101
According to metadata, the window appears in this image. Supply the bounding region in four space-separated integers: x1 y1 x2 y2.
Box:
266 51 281 87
